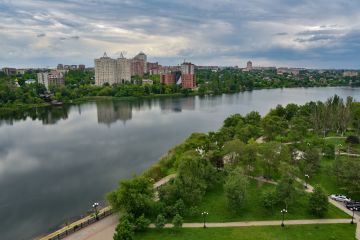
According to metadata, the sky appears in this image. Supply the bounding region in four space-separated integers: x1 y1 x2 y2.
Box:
0 0 360 69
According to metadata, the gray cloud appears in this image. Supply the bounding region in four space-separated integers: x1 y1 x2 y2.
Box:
1 0 360 68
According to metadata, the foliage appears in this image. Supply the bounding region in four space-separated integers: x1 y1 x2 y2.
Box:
155 214 166 229
107 176 154 218
276 174 298 209
172 214 183 228
224 167 248 212
345 135 360 144
134 214 151 232
262 189 278 210
308 185 329 217
113 218 134 240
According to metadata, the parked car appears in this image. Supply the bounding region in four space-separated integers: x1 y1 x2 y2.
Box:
330 194 351 203
346 201 360 211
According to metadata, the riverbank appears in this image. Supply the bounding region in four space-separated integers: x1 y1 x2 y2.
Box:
0 84 351 112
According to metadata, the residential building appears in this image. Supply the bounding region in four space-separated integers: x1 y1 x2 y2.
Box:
277 68 300 76
133 52 147 73
343 71 358 77
160 73 176 85
2 67 17 75
246 61 253 71
37 70 65 90
131 59 145 77
94 52 131 86
78 64 86 71
181 62 196 89
57 64 64 70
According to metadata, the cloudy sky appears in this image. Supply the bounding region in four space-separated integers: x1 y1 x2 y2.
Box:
0 0 360 69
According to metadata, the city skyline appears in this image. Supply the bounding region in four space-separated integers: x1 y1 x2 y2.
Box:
1 1 360 69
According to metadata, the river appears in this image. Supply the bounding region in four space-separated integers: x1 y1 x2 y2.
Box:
0 87 359 240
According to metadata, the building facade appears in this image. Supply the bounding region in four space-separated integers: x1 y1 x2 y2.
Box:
94 53 131 86
37 70 65 90
181 62 196 89
2 67 17 75
343 71 358 77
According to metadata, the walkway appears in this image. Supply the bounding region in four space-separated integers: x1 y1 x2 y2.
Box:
149 219 352 228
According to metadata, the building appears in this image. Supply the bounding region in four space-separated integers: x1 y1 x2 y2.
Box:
78 64 86 71
25 79 36 84
133 52 147 73
57 64 64 70
277 68 300 76
181 62 196 89
16 69 27 75
142 79 153 85
94 52 131 85
160 73 176 85
37 70 65 90
147 62 161 75
246 61 253 71
343 71 358 77
2 67 17 75
131 59 145 77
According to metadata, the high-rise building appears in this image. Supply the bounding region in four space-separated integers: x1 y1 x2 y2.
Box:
94 53 131 85
78 64 86 71
57 64 64 70
133 52 147 73
37 70 65 90
181 62 196 89
160 73 176 85
131 59 145 77
247 61 253 70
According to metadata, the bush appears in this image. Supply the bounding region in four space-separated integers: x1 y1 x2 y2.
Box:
323 144 335 158
174 199 186 216
113 219 134 240
172 214 183 228
134 214 150 232
346 135 360 144
155 214 166 229
187 206 200 218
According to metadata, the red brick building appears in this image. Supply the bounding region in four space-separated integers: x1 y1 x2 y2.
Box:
131 59 145 77
181 74 196 89
160 73 176 85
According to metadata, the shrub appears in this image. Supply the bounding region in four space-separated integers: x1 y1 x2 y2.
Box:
172 214 183 228
134 214 150 232
155 214 166 229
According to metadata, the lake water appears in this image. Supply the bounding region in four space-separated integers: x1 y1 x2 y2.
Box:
1 87 360 240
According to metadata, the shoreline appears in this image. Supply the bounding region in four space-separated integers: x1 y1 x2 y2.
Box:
0 84 351 112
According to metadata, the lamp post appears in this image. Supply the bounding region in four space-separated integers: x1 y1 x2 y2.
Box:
281 209 287 227
202 211 208 228
304 174 310 189
351 208 355 224
92 202 99 221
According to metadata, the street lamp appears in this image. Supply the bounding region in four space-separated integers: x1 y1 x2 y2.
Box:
201 211 209 228
92 202 99 221
351 208 355 224
281 209 287 227
304 174 310 189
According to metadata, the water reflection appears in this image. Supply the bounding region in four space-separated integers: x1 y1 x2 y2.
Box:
96 101 132 126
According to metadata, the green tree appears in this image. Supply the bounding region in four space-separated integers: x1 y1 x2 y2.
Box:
309 186 329 217
276 174 298 209
224 167 248 212
113 219 134 240
107 176 154 218
262 189 278 210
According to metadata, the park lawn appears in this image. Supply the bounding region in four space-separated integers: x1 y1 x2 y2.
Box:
184 179 349 223
311 155 360 200
135 224 356 240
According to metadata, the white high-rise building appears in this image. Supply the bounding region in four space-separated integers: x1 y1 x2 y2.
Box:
95 53 131 86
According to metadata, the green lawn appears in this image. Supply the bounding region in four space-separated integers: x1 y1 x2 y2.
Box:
184 179 348 223
135 224 356 240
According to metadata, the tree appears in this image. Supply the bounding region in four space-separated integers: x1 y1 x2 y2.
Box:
134 214 150 232
276 174 298 209
224 167 248 212
172 214 183 228
309 186 328 217
262 189 278 210
113 219 134 240
262 115 288 141
155 214 166 229
107 176 154 218
303 148 320 175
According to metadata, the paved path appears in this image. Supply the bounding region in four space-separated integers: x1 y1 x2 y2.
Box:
65 214 118 240
149 219 352 228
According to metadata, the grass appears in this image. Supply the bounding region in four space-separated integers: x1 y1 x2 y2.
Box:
184 179 348 223
311 155 360 200
135 224 356 240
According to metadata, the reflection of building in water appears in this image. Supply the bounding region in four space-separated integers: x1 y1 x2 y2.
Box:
97 101 132 126
39 107 69 125
160 97 195 113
